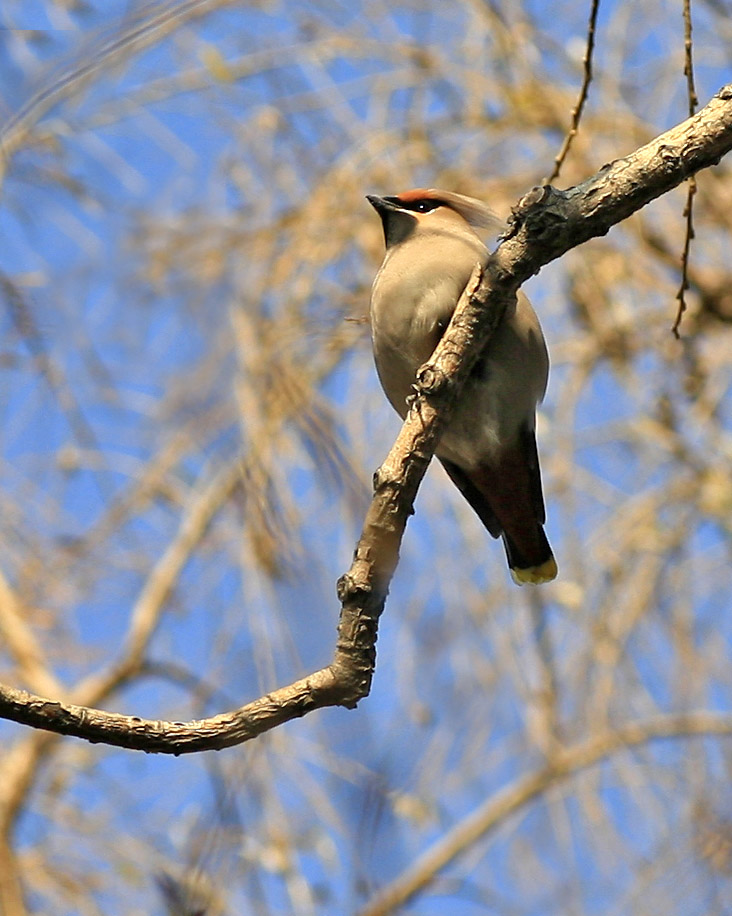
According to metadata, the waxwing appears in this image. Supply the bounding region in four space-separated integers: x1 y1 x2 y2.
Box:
367 188 557 585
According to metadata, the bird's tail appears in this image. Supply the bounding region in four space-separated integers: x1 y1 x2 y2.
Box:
501 528 557 586
439 427 558 586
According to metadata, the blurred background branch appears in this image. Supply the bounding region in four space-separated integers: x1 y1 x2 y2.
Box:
1 2 732 914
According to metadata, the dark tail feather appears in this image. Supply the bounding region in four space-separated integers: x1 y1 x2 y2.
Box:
439 433 557 585
439 458 502 538
501 527 557 586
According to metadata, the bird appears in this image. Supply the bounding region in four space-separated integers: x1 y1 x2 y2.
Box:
366 188 557 585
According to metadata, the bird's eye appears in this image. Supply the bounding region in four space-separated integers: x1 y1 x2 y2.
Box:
413 199 439 213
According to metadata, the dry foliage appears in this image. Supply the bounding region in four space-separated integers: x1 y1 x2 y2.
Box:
1 2 732 914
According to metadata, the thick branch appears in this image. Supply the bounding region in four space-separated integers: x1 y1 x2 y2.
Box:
0 85 730 752
0 669 343 753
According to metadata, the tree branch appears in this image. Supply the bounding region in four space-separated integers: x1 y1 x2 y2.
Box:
0 85 730 753
356 711 732 916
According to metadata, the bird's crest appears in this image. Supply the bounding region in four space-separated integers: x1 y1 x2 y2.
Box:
396 188 504 232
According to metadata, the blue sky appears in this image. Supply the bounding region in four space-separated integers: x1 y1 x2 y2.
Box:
2 3 732 915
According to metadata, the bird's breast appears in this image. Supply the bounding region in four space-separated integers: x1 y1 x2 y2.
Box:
370 260 471 418
371 246 476 365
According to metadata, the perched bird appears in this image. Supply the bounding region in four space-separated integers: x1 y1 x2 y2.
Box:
367 188 557 585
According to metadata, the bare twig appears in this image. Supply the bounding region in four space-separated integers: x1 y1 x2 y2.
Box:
0 85 730 753
672 0 700 337
0 0 244 183
544 0 600 184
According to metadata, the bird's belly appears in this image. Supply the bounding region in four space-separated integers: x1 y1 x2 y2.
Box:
375 320 541 469
371 258 545 470
437 379 510 466
374 340 521 466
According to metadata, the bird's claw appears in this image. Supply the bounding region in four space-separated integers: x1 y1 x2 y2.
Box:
406 387 420 410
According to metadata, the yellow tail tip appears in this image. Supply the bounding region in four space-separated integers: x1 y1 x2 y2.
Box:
510 557 558 586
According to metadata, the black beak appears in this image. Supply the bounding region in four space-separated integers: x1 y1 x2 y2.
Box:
366 195 417 248
366 194 403 215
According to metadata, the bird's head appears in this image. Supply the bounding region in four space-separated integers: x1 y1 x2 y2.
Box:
366 188 504 248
